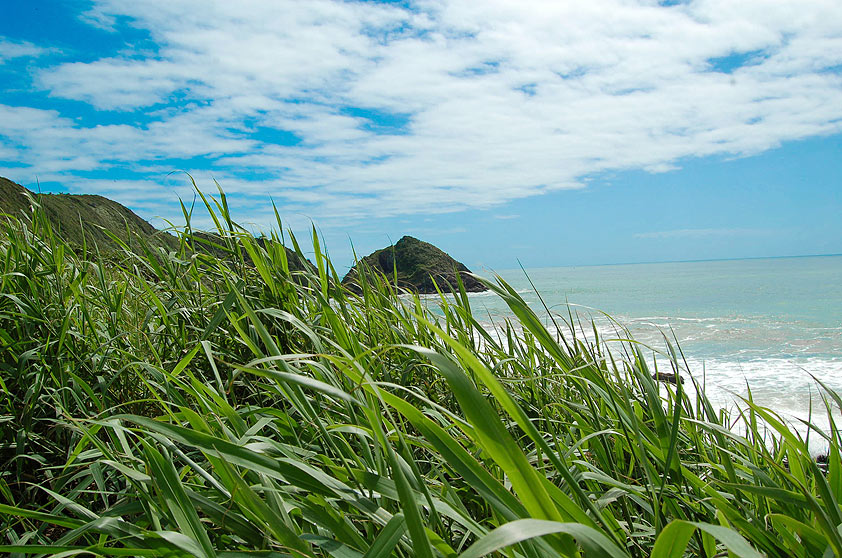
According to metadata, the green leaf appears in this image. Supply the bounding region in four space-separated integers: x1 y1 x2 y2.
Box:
458 519 628 558
142 441 216 558
363 513 407 558
652 520 764 558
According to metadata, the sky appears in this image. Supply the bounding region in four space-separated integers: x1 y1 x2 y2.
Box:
0 0 840 272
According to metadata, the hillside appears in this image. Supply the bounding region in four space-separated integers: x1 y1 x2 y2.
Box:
343 235 487 293
0 176 178 253
0 177 313 271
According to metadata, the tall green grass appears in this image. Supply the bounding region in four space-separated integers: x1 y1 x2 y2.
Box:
2 190 841 557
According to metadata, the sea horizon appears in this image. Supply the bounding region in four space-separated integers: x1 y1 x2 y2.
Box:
492 251 842 274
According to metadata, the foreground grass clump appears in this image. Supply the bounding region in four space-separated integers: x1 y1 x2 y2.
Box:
2 192 842 558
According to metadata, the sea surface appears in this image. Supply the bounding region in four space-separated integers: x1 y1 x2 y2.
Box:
466 254 842 441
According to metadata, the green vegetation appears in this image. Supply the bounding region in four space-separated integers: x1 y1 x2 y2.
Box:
0 177 179 253
2 188 842 558
343 236 487 294
0 177 311 271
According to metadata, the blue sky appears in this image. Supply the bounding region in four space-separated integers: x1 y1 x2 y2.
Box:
1 0 840 272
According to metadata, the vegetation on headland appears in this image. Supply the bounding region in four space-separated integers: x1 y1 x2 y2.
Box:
2 186 842 558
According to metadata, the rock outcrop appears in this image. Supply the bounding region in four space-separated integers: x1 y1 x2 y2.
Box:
343 235 487 294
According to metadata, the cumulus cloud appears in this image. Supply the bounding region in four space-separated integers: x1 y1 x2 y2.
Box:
1 0 841 225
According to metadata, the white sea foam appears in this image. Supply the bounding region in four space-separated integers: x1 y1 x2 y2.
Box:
470 308 842 452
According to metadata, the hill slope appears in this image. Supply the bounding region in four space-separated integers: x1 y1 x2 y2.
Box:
0 177 314 271
343 235 487 293
0 176 178 252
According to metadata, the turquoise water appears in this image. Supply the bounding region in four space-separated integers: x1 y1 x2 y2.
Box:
467 254 842 428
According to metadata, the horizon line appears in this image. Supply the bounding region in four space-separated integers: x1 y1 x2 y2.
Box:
493 252 842 273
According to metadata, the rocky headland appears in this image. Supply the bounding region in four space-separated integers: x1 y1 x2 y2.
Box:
343 235 487 294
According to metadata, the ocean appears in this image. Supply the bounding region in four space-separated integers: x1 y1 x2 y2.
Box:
467 254 842 440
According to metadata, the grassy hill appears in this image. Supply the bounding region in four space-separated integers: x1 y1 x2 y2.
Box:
0 176 312 271
0 176 179 253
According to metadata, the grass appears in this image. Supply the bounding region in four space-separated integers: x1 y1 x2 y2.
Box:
1 187 841 557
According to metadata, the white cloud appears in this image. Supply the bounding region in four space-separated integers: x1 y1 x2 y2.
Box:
0 38 48 63
2 0 841 226
38 60 188 110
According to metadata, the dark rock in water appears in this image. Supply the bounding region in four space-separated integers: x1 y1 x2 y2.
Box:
652 372 683 385
343 235 487 294
782 453 831 474
815 453 830 473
